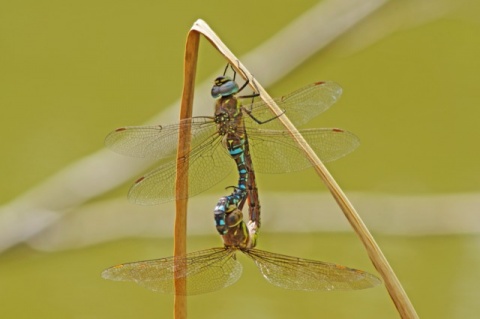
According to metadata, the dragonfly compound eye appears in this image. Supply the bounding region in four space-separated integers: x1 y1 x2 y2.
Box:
211 76 239 98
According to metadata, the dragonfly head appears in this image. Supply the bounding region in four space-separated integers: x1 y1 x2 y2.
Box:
211 76 239 98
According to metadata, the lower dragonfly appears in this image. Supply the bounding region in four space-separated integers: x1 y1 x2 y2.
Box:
101 208 381 294
102 198 381 295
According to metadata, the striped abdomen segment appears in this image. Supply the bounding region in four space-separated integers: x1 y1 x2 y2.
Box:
214 133 249 234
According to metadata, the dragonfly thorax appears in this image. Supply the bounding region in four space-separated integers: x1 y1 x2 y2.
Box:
214 96 244 136
222 208 255 250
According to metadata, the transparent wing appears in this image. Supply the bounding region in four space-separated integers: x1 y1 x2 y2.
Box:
104 117 216 159
102 248 242 295
243 81 342 129
244 249 381 291
105 117 235 205
127 135 234 205
248 128 359 173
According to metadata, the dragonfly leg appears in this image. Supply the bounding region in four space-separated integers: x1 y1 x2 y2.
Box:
222 62 254 95
242 105 286 125
222 63 231 76
237 74 260 99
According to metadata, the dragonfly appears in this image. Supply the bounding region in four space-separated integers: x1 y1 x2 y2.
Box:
105 73 359 205
105 69 359 231
101 206 381 295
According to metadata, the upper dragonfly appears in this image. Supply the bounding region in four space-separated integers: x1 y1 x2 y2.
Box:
105 72 359 205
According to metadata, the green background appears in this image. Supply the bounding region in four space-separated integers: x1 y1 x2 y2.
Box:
1 0 479 318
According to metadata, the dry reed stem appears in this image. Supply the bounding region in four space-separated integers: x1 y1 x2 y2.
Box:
190 19 418 318
173 27 200 319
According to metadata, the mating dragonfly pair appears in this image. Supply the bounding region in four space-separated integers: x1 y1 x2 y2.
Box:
101 68 381 294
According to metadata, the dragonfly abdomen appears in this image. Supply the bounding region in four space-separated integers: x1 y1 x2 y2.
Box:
213 133 249 234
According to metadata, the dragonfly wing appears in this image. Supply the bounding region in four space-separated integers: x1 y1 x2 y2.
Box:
105 117 216 159
128 136 234 205
248 128 359 173
244 81 342 129
244 249 381 291
102 248 242 295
